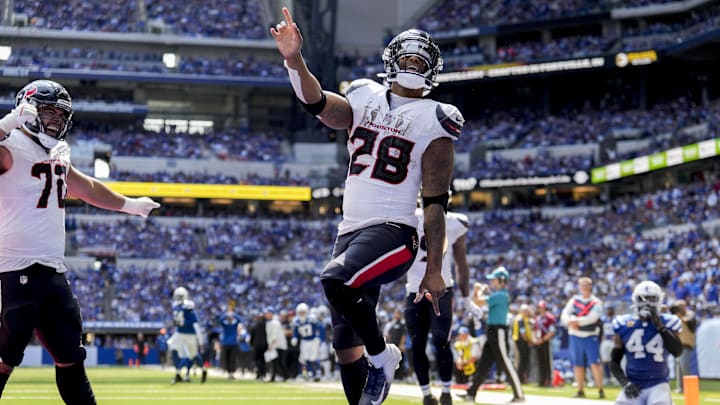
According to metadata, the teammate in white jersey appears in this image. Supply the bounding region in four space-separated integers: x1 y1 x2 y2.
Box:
0 80 160 404
272 8 462 405
405 209 469 405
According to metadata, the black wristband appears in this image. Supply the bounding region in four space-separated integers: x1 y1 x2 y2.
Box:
422 192 450 212
299 92 327 116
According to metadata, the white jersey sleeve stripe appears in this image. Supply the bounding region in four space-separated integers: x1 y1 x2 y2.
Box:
665 316 682 332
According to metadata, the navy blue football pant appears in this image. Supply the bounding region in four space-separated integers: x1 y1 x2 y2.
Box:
405 288 455 386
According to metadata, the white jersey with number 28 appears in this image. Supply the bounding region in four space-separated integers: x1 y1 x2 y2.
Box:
338 79 463 235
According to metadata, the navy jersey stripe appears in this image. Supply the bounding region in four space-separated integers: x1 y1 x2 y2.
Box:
436 104 462 137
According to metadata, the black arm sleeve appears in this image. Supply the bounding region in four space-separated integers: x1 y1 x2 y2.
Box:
660 328 683 357
299 92 327 116
610 347 629 386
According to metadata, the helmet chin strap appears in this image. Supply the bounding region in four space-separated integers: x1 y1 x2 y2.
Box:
36 132 59 149
394 72 426 90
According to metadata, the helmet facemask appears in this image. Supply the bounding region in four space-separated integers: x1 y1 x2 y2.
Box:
635 295 660 319
631 281 664 319
32 104 73 148
379 29 443 96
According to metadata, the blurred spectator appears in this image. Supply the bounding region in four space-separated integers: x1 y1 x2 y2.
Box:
560 277 605 399
533 301 556 387
512 303 533 384
670 299 697 393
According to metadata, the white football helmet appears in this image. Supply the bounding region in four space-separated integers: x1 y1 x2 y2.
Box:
316 304 329 319
296 303 309 320
173 287 189 303
632 281 664 319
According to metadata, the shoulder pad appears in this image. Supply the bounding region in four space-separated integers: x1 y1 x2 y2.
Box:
345 78 384 96
435 103 464 139
612 314 628 330
51 141 71 159
182 300 195 309
663 313 682 332
448 212 470 228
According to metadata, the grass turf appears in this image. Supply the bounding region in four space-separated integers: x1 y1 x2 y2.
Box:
2 367 719 404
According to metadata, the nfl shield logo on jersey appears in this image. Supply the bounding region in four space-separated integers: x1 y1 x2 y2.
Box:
19 275 28 285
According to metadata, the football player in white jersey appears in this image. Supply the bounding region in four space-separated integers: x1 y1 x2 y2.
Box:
0 80 160 403
272 7 462 405
405 208 469 405
611 281 683 405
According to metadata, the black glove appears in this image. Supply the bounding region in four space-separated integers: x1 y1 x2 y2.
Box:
623 381 641 399
648 306 665 331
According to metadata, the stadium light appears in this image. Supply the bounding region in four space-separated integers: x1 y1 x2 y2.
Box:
162 53 178 69
93 150 111 179
94 159 110 179
0 46 11 61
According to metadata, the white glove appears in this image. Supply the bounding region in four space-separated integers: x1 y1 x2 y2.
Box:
291 337 298 346
121 197 160 218
0 103 38 134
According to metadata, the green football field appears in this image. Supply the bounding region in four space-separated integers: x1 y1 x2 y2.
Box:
2 367 719 404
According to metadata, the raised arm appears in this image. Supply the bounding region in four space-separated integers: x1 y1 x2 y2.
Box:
270 7 352 130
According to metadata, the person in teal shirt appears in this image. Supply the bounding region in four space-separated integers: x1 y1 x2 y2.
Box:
461 266 525 403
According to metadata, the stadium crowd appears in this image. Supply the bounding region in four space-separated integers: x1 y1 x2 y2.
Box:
65 172 720 326
61 95 719 183
110 170 310 186
4 47 286 78
71 124 289 162
11 0 699 39
417 0 710 31
340 2 719 80
12 0 267 39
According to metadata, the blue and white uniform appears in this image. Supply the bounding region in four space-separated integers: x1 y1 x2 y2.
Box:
613 313 682 405
600 314 616 363
169 300 204 361
293 316 323 363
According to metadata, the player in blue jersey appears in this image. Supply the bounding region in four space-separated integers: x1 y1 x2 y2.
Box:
169 287 208 384
611 281 683 405
293 303 324 381
219 307 242 379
